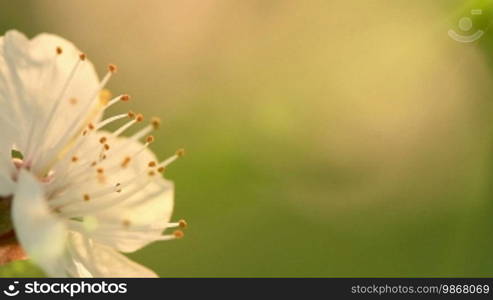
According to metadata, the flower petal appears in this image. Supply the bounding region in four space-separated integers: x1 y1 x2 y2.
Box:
67 232 157 277
84 179 174 252
0 30 101 172
12 170 68 277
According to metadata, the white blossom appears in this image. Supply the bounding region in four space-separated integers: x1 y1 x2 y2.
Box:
0 30 185 277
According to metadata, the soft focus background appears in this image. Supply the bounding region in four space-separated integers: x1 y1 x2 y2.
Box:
2 0 493 277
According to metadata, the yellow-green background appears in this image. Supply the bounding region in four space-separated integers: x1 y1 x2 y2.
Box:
2 0 493 277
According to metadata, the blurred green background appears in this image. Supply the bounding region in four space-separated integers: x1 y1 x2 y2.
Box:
2 0 493 277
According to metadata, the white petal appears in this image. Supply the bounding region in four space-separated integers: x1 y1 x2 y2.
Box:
84 179 174 252
67 232 157 278
0 30 101 171
12 170 68 277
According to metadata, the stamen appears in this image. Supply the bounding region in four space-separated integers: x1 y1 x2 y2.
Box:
122 117 161 146
176 148 185 157
112 113 144 137
95 113 129 130
108 64 118 73
156 148 185 169
157 230 185 241
120 94 131 102
82 66 115 112
151 117 161 129
104 94 131 110
168 219 188 229
129 125 153 141
173 230 184 239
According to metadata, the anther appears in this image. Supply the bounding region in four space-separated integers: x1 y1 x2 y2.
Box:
108 64 118 73
158 167 165 173
148 161 157 167
97 168 104 174
176 148 186 157
128 111 136 119
179 219 188 228
83 194 90 202
71 156 79 163
99 137 107 144
122 219 131 228
69 97 78 105
120 94 130 102
148 171 156 177
121 156 131 168
151 117 161 129
103 144 110 151
56 46 63 55
173 230 184 239
146 136 154 144
79 53 86 61
88 123 95 130
136 114 144 122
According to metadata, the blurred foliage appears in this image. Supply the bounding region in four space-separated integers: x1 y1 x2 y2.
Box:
2 0 493 277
